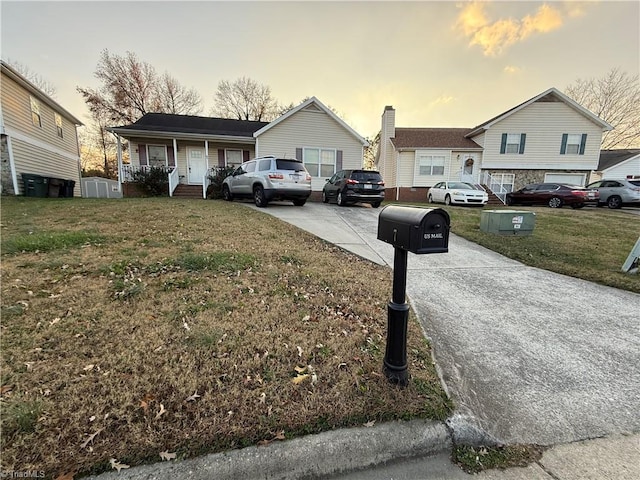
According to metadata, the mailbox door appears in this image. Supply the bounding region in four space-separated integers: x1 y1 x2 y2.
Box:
417 211 449 253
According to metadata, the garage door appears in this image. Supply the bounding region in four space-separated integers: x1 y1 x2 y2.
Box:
544 173 586 186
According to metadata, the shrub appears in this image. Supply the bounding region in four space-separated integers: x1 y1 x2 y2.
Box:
132 167 169 197
206 166 236 199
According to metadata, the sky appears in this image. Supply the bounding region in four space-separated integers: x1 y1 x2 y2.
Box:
1 0 639 139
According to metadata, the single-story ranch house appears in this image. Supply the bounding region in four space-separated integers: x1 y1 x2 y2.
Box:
376 88 613 203
108 97 368 198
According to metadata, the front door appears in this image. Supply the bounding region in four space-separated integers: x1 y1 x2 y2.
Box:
187 148 207 184
461 155 476 183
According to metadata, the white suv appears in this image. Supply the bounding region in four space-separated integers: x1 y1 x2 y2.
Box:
586 179 640 209
221 156 312 207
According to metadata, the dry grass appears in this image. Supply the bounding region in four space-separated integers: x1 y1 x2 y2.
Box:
0 197 451 478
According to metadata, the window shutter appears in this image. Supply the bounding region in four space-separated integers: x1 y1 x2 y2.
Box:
500 134 507 154
167 147 175 167
218 149 225 167
296 148 303 160
139 144 147 165
243 150 250 162
579 134 587 155
336 150 343 171
560 134 568 154
519 134 526 154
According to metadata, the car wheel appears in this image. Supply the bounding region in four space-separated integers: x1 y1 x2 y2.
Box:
372 202 381 208
337 191 347 206
253 185 267 208
444 194 451 206
607 196 622 209
571 203 585 209
548 197 563 208
506 196 513 206
292 199 306 206
428 194 434 203
222 185 233 201
321 191 329 203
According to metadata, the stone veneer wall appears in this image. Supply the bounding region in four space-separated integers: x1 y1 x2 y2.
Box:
1 135 15 195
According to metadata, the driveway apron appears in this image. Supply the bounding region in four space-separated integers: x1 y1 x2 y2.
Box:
252 202 640 446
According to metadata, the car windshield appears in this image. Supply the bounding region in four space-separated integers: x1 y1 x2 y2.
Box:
351 171 382 182
276 159 306 172
449 182 476 189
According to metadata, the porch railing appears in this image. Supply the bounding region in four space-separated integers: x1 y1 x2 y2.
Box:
168 167 179 197
481 172 515 204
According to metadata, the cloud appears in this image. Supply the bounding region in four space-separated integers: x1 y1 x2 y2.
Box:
430 95 456 106
504 65 521 74
456 2 567 56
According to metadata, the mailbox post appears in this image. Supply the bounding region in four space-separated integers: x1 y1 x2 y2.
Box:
377 205 450 386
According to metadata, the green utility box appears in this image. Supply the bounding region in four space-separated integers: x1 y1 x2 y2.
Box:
480 210 536 236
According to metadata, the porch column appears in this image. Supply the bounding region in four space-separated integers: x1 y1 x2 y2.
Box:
116 134 123 192
172 138 178 167
205 140 209 169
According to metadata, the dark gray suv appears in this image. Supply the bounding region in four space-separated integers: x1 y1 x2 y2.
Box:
322 169 385 207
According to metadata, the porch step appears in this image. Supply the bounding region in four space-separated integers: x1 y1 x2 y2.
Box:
481 185 506 206
172 184 203 199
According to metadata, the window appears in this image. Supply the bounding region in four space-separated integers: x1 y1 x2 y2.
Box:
258 159 271 171
560 134 586 155
417 155 445 176
30 96 41 127
500 133 526 154
226 149 243 168
244 161 256 173
147 145 167 167
55 113 63 138
303 148 336 177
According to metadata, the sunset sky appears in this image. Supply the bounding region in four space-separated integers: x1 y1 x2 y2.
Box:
1 1 638 138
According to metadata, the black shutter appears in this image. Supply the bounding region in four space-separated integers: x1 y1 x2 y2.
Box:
336 150 343 171
296 148 303 160
500 134 507 154
139 144 147 165
243 150 250 162
218 149 225 167
579 134 587 155
560 134 568 154
519 134 526 154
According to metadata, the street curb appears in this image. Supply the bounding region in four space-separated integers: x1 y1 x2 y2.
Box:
85 419 451 480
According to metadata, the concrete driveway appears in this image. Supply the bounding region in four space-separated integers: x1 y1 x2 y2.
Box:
255 201 640 446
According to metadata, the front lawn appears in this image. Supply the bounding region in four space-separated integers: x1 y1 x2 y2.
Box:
0 197 451 478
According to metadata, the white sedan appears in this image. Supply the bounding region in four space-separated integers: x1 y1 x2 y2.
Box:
428 182 488 206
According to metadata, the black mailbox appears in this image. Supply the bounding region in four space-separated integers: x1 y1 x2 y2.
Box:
377 205 450 254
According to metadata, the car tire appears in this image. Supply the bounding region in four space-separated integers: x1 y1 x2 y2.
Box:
571 203 585 209
222 185 233 201
607 196 622 209
444 194 451 206
506 196 513 206
428 194 434 203
321 191 329 203
548 197 563 208
337 191 347 206
372 202 381 208
253 185 267 208
292 199 306 207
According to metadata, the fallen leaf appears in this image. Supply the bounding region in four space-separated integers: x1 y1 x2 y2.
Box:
0 385 12 396
302 315 310 322
273 430 285 441
259 392 266 404
159 450 177 461
109 459 130 472
50 317 61 326
55 471 76 480
297 346 303 357
292 374 309 385
294 365 307 373
83 364 95 371
364 420 376 428
140 393 155 412
155 404 166 420
80 428 104 449
183 321 190 331
185 391 200 402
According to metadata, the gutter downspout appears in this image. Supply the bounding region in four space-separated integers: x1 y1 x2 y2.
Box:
395 151 400 201
115 134 123 193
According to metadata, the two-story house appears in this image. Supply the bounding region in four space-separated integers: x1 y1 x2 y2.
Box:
1 60 84 197
376 88 612 203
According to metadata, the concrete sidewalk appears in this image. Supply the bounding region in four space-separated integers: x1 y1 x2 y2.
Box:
87 201 639 479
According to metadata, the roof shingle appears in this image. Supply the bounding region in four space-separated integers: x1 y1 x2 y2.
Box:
114 113 269 137
391 128 481 149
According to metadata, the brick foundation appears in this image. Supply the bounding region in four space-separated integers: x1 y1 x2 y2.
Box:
383 187 429 204
1 135 15 195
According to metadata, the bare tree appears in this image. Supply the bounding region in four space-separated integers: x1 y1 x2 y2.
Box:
364 131 380 170
565 68 640 149
5 58 57 97
211 77 280 121
78 50 202 125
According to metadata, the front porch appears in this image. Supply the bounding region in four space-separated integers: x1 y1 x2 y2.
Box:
119 164 230 198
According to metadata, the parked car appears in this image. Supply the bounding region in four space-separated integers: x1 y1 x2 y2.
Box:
585 179 640 209
322 169 385 207
222 156 311 207
427 181 488 206
506 183 599 209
